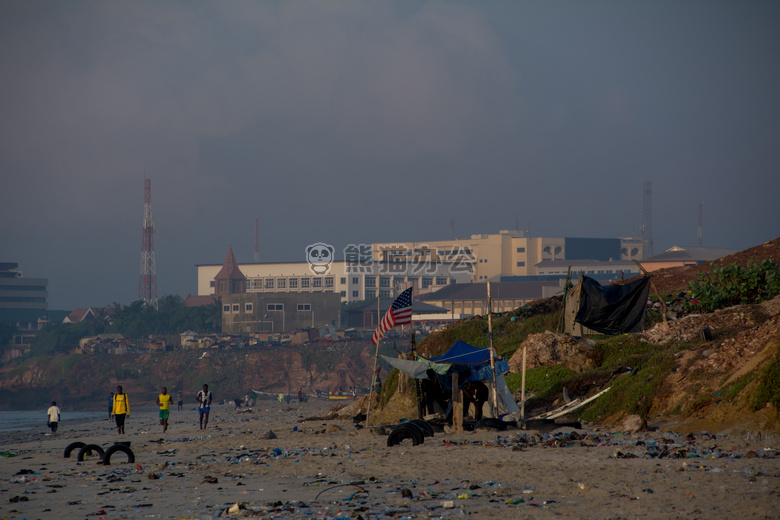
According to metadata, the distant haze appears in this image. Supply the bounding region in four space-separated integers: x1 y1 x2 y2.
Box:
1 1 778 310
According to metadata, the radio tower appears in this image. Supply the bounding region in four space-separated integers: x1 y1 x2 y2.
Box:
254 217 260 263
139 178 158 309
642 181 654 256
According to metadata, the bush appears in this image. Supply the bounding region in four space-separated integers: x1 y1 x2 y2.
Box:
688 259 780 313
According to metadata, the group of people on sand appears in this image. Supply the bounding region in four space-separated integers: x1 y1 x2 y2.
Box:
47 383 215 437
107 384 214 434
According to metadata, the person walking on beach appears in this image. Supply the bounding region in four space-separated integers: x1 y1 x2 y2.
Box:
177 390 183 411
157 386 172 433
108 392 114 420
112 385 129 434
47 401 61 437
196 384 212 430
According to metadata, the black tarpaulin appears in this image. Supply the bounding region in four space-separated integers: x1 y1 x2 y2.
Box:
574 276 651 335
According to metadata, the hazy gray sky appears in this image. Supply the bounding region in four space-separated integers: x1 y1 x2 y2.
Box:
2 1 778 310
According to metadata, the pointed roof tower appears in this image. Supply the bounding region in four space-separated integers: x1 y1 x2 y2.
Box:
214 247 247 297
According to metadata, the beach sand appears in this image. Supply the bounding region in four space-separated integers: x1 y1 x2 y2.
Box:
1 399 778 519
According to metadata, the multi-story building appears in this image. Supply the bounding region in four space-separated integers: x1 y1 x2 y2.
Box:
0 262 67 360
372 230 646 282
197 260 472 303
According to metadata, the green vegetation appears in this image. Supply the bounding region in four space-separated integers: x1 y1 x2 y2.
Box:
753 358 780 410
688 259 780 313
18 297 222 358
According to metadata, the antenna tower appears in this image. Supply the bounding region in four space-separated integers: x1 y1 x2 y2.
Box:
697 202 703 247
642 181 654 256
254 217 260 263
139 178 158 309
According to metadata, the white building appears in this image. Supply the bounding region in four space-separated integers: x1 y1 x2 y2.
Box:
196 260 472 303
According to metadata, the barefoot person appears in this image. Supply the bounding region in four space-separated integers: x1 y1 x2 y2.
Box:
112 385 129 434
196 384 213 430
157 386 172 433
47 401 61 437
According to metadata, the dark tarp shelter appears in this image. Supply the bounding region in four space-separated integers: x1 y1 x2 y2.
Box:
565 275 651 335
380 340 520 417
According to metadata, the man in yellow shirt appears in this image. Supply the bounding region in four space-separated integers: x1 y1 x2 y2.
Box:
157 386 172 433
112 385 129 434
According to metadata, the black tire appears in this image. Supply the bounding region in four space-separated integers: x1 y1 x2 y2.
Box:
524 418 558 432
387 423 424 447
409 419 434 438
102 443 135 465
77 444 105 462
475 418 507 431
63 441 85 458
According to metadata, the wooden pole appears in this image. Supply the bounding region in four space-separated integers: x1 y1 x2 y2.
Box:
632 260 667 323
452 372 463 434
366 295 381 427
520 346 527 425
487 282 499 417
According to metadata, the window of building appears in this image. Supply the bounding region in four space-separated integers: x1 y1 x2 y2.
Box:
267 303 283 311
324 277 334 288
341 290 346 297
245 303 253 312
210 281 216 288
366 290 376 299
365 276 376 288
352 290 359 297
297 304 311 311
301 277 310 288
516 247 525 253
379 290 390 298
516 261 525 267
422 277 432 288
289 278 298 289
341 277 347 284
312 278 322 288
407 276 417 284
352 277 359 284
436 277 447 285
277 278 286 289
265 278 275 289
379 276 390 288
232 304 240 312
252 279 262 289
223 304 230 312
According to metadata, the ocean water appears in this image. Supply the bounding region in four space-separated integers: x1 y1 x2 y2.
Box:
0 410 105 433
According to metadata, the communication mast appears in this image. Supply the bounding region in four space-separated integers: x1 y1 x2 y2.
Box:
139 178 158 309
254 217 260 263
642 181 654 256
697 201 703 247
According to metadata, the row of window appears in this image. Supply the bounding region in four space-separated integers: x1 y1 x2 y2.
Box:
250 277 334 290
246 275 451 290
223 303 313 313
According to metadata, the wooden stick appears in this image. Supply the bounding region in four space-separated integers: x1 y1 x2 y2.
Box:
632 260 667 323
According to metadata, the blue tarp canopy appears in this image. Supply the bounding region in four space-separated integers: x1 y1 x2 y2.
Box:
430 340 492 364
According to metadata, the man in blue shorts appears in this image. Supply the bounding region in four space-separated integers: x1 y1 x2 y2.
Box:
196 384 213 430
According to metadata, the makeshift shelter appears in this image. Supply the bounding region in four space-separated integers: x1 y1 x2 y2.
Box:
381 340 520 418
564 275 651 336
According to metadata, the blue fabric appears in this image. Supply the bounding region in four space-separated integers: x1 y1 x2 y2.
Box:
427 340 508 389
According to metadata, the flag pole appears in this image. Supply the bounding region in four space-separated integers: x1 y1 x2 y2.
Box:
366 294 381 428
409 284 423 419
487 281 499 417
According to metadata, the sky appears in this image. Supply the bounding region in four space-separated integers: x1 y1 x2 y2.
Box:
1 1 779 311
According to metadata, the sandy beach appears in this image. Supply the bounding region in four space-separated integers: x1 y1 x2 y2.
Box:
1 399 778 519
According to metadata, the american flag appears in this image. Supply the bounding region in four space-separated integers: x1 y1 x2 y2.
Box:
371 287 414 345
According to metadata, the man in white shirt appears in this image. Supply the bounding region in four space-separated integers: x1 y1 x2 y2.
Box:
47 401 61 437
196 384 213 430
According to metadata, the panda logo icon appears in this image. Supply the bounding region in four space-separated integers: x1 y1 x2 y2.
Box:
306 243 334 275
